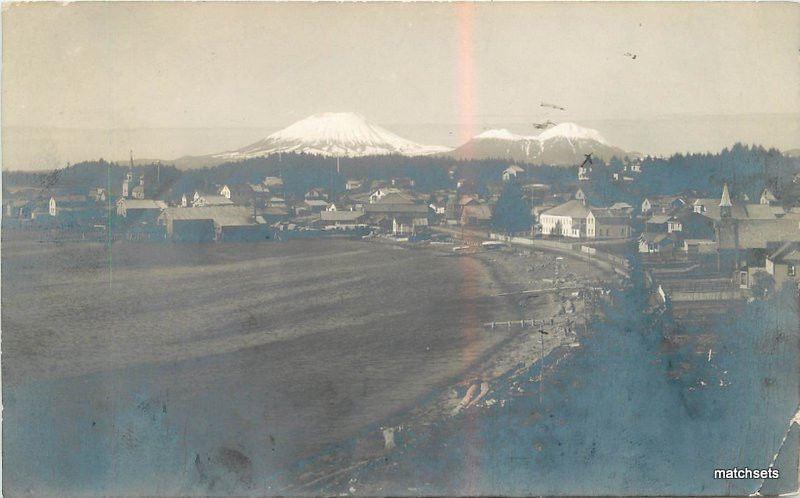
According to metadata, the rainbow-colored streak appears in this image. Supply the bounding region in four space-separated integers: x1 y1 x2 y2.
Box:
456 3 477 155
455 6 483 493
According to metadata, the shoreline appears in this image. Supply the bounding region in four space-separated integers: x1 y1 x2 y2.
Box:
281 240 615 493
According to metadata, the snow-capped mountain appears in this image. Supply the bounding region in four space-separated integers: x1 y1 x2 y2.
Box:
214 112 451 160
450 123 633 165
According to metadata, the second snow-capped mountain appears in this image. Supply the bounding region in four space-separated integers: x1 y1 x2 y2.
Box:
215 112 451 159
449 123 633 165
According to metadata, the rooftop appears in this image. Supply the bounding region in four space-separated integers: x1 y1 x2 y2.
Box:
541 200 591 219
162 205 257 226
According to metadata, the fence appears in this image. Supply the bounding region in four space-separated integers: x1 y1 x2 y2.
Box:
489 233 631 277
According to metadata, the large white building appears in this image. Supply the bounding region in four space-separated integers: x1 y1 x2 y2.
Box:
540 199 632 239
540 200 592 238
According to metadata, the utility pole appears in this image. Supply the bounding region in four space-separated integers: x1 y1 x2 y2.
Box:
538 324 548 407
107 160 112 288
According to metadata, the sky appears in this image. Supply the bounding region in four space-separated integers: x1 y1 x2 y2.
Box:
3 2 799 170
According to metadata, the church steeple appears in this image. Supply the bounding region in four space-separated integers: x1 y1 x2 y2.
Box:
719 182 732 218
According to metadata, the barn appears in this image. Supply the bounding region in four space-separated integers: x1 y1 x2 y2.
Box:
160 206 268 242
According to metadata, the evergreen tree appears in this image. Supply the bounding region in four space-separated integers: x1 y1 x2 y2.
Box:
491 181 530 234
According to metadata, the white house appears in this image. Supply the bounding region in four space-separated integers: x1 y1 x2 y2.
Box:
760 188 778 206
192 192 233 208
502 165 525 182
369 187 407 204
345 179 363 191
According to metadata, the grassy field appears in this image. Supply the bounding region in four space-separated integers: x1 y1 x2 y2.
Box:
3 237 532 495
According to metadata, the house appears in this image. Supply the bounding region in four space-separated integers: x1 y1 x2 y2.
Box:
122 171 133 198
263 176 284 189
369 187 410 204
639 232 674 253
364 200 430 235
258 206 291 224
641 196 685 215
345 179 363 191
759 188 778 206
521 183 551 203
609 202 634 216
590 208 632 238
116 198 167 221
3 199 35 219
612 172 635 183
645 214 671 233
502 165 525 182
131 175 146 200
49 195 92 217
390 178 415 189
193 192 234 207
682 238 717 255
305 188 328 200
540 200 591 238
304 199 329 213
692 198 716 215
319 208 366 227
765 241 800 289
671 211 716 240
159 205 266 242
460 204 492 226
456 178 476 191
219 184 264 206
92 188 107 203
429 201 447 216
578 158 592 182
574 188 588 204
541 199 632 239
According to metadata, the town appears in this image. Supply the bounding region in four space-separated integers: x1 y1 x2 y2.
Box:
4 1 800 495
5 144 800 308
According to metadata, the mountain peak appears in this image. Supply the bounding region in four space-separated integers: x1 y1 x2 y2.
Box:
450 122 626 165
536 122 607 144
474 129 531 141
216 112 450 159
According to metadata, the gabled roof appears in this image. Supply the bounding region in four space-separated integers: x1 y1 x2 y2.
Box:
162 206 256 226
263 177 284 187
195 195 233 206
51 194 90 203
696 202 780 222
222 184 255 196
304 199 329 207
461 204 492 220
365 203 429 215
646 214 671 225
541 200 591 219
761 188 778 203
769 241 800 262
117 199 167 210
320 210 366 222
375 192 416 205
639 232 671 244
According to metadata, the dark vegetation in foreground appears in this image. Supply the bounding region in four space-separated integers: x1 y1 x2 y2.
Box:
303 260 799 496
